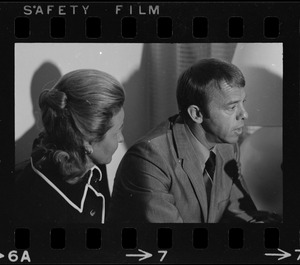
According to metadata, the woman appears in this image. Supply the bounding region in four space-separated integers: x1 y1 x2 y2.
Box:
14 69 125 225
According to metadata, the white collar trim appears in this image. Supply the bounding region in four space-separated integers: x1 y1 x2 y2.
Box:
30 158 105 223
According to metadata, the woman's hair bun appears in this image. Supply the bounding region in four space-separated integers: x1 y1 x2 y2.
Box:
39 88 68 111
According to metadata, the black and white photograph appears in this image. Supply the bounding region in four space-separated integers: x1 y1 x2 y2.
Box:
14 43 283 225
1 2 300 264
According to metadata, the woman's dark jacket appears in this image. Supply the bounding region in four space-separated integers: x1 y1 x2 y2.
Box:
14 149 110 226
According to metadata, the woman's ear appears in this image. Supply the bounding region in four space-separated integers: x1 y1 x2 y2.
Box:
83 140 93 155
187 105 203 124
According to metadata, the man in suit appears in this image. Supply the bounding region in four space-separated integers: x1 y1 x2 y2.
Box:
108 58 260 223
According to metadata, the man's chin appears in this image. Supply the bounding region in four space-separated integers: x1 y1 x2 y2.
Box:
222 136 239 144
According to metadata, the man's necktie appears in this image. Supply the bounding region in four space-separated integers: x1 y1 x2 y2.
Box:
204 151 216 207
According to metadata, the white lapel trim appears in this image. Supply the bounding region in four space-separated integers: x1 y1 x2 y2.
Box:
87 165 105 223
31 158 105 223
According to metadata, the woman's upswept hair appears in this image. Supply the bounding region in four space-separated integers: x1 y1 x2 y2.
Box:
176 58 245 119
34 69 125 182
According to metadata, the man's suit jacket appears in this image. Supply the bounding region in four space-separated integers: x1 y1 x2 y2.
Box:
108 115 257 223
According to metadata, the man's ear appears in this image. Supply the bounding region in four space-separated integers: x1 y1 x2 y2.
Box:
187 105 203 124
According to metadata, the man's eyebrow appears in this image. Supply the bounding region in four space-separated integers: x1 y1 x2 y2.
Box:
226 99 240 105
226 95 247 105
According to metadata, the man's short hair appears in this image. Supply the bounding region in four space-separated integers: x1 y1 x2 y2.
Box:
176 58 245 119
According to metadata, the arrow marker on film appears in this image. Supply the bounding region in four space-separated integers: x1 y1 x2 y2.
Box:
126 249 152 261
0 253 4 259
265 248 291 261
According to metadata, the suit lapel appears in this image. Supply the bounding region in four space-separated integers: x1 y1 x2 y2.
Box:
172 117 208 221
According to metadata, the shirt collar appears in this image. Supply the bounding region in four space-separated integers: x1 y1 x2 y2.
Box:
185 124 216 172
31 157 103 213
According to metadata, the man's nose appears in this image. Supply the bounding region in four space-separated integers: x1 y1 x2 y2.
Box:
238 106 248 120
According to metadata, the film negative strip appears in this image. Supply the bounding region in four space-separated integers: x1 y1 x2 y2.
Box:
1 1 299 264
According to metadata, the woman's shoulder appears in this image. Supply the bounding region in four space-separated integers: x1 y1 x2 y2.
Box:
15 159 38 188
14 159 54 223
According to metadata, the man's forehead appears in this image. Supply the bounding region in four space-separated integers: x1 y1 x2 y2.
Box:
219 80 232 90
219 81 245 95
210 82 245 104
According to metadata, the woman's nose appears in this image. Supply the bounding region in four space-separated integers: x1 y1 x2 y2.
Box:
118 133 124 143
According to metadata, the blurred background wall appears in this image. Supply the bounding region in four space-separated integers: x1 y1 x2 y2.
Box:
232 43 282 216
15 43 282 216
